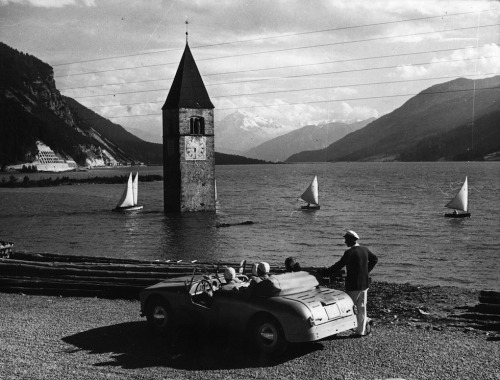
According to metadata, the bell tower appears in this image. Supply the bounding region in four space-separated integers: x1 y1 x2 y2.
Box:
162 36 215 213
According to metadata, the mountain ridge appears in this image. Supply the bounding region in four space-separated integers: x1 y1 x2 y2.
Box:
288 76 500 162
244 118 375 162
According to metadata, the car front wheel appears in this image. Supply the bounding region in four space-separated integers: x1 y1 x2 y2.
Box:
146 296 173 334
250 315 287 356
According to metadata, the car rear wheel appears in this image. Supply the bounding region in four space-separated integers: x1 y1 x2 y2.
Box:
250 315 287 356
146 296 173 334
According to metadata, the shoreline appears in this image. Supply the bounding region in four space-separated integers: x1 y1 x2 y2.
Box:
1 281 498 380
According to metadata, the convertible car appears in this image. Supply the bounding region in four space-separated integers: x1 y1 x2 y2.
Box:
139 268 357 355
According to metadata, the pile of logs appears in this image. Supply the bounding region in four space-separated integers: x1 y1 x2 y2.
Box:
0 251 341 299
450 290 500 337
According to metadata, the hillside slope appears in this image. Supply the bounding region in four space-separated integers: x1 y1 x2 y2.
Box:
0 42 143 167
244 119 373 162
64 97 163 164
288 76 500 162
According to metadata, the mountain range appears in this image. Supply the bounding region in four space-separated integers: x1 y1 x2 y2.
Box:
243 119 375 162
287 76 500 162
215 110 294 154
0 42 266 168
1 41 499 169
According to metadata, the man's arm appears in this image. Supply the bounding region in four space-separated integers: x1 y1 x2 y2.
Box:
325 252 348 276
368 250 378 273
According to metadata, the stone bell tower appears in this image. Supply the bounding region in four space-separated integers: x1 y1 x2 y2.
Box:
162 38 215 213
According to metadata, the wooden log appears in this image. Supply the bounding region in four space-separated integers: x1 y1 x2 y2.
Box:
10 251 240 268
1 257 220 273
474 303 500 315
0 261 202 278
0 284 141 299
0 274 168 285
0 286 109 298
0 277 144 299
450 312 500 322
478 296 500 305
480 290 500 298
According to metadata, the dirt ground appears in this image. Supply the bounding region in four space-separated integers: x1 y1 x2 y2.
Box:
0 281 499 380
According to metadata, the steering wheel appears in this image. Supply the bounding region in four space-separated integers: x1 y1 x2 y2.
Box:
195 279 216 296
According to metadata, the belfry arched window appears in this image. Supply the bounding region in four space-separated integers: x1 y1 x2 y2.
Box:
189 117 205 135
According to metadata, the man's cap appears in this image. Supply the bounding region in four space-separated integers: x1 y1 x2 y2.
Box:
224 267 236 281
343 230 360 240
257 262 270 275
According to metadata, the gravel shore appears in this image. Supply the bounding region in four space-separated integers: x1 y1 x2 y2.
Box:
1 282 499 380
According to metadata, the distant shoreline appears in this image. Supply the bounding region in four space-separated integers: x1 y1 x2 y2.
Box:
0 174 163 188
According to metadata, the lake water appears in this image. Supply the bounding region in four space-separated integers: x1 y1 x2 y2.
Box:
1 162 499 291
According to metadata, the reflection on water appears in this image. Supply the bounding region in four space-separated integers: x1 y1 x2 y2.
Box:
159 213 221 262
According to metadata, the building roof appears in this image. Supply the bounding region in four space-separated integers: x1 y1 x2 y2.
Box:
162 43 214 110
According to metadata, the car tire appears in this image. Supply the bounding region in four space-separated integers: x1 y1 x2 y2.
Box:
145 296 173 334
250 315 287 356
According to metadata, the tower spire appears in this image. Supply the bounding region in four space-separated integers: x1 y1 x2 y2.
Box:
185 19 189 44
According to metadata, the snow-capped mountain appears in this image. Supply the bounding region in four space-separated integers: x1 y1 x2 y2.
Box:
244 119 375 162
215 111 293 154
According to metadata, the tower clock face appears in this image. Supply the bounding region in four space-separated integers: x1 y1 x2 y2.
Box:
185 136 206 161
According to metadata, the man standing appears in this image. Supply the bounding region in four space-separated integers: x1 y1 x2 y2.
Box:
325 230 378 336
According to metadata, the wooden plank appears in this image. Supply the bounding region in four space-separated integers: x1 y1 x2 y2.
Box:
0 262 203 278
480 290 500 298
478 296 500 305
474 303 500 315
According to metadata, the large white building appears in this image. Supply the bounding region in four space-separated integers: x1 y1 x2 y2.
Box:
7 141 76 172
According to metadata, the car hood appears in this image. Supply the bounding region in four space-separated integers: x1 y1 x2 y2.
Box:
282 287 355 323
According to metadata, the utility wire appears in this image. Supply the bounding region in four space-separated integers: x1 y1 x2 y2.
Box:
58 44 489 91
54 22 499 79
75 86 499 121
68 55 500 100
51 8 497 68
83 72 499 109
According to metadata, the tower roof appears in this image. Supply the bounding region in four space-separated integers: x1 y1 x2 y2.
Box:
162 43 214 110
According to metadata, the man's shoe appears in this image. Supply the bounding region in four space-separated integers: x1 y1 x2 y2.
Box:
349 333 363 338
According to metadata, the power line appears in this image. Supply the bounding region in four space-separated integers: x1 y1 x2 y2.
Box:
54 22 499 79
76 86 499 120
58 44 487 91
67 55 500 100
219 86 499 111
84 72 499 109
51 8 497 68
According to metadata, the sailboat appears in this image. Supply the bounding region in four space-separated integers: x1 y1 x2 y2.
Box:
300 175 320 210
444 176 470 218
113 172 143 212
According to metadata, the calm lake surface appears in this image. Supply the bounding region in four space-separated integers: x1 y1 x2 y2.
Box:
1 162 499 291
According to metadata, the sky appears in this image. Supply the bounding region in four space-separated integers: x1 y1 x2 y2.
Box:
1 0 499 143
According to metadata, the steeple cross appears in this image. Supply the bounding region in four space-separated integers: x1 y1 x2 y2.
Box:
185 19 189 43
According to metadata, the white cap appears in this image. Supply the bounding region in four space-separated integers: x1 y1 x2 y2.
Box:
257 262 270 275
343 230 359 240
224 267 236 281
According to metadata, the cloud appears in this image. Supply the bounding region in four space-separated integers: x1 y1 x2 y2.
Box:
0 0 95 7
397 65 430 79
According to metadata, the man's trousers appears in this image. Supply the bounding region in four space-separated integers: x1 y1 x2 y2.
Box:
347 289 368 336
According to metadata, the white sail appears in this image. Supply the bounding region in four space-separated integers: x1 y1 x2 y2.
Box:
300 176 319 206
445 176 468 212
115 172 135 209
132 172 139 206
